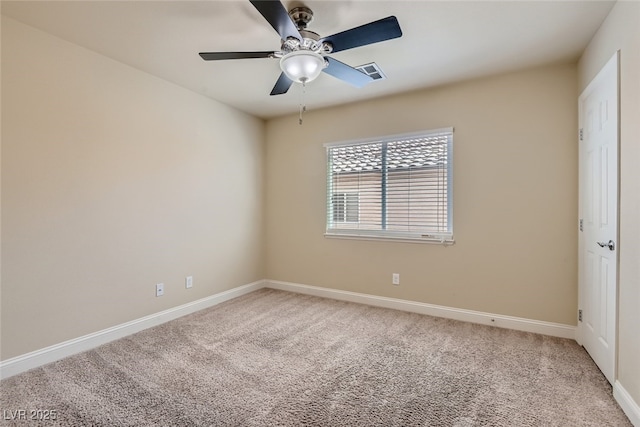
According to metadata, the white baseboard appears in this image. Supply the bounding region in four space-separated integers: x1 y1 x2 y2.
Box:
615 381 640 427
265 280 576 340
0 280 265 380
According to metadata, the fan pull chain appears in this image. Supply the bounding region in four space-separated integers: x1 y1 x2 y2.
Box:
299 81 307 125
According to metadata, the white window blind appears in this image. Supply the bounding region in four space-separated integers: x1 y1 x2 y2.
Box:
325 128 453 243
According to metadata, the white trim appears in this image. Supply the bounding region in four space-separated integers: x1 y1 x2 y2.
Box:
614 381 640 427
0 280 265 379
324 232 455 245
265 280 576 339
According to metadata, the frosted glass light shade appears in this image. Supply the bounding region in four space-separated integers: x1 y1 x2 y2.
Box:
280 51 325 83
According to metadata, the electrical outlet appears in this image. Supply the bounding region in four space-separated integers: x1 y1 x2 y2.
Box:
392 273 400 286
156 283 164 297
186 276 193 289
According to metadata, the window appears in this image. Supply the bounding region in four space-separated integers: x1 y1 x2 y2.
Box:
325 128 453 243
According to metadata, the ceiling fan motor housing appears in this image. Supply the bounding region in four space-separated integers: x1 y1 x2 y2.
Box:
281 8 333 55
289 6 314 29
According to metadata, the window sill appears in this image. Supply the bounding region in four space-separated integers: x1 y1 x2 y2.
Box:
324 232 455 246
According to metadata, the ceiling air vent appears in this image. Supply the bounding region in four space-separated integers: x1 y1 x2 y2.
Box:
355 62 387 81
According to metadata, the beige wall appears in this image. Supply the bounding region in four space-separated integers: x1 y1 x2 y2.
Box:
265 63 578 325
578 0 640 410
1 17 265 360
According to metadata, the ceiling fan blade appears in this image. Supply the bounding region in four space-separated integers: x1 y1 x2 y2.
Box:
270 72 294 96
199 51 275 61
322 57 373 88
250 0 302 42
319 16 402 54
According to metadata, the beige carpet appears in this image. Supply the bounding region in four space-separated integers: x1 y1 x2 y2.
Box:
0 288 631 426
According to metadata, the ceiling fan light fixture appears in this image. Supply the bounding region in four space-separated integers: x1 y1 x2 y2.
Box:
280 50 326 84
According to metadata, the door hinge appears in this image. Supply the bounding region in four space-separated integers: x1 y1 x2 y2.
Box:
579 219 583 232
579 128 583 141
578 309 583 322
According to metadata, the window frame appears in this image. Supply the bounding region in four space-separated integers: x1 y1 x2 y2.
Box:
324 128 454 245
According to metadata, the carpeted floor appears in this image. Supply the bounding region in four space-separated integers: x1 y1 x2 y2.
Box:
0 288 632 426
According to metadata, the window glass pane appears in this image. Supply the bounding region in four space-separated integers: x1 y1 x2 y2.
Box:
326 129 453 241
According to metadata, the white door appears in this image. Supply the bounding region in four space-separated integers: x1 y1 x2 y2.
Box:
577 52 618 384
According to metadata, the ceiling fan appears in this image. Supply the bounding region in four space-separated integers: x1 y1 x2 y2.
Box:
199 0 402 96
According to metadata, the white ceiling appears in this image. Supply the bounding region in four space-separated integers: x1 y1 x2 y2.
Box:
1 0 615 119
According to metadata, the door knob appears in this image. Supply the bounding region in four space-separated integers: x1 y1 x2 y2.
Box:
597 240 615 251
